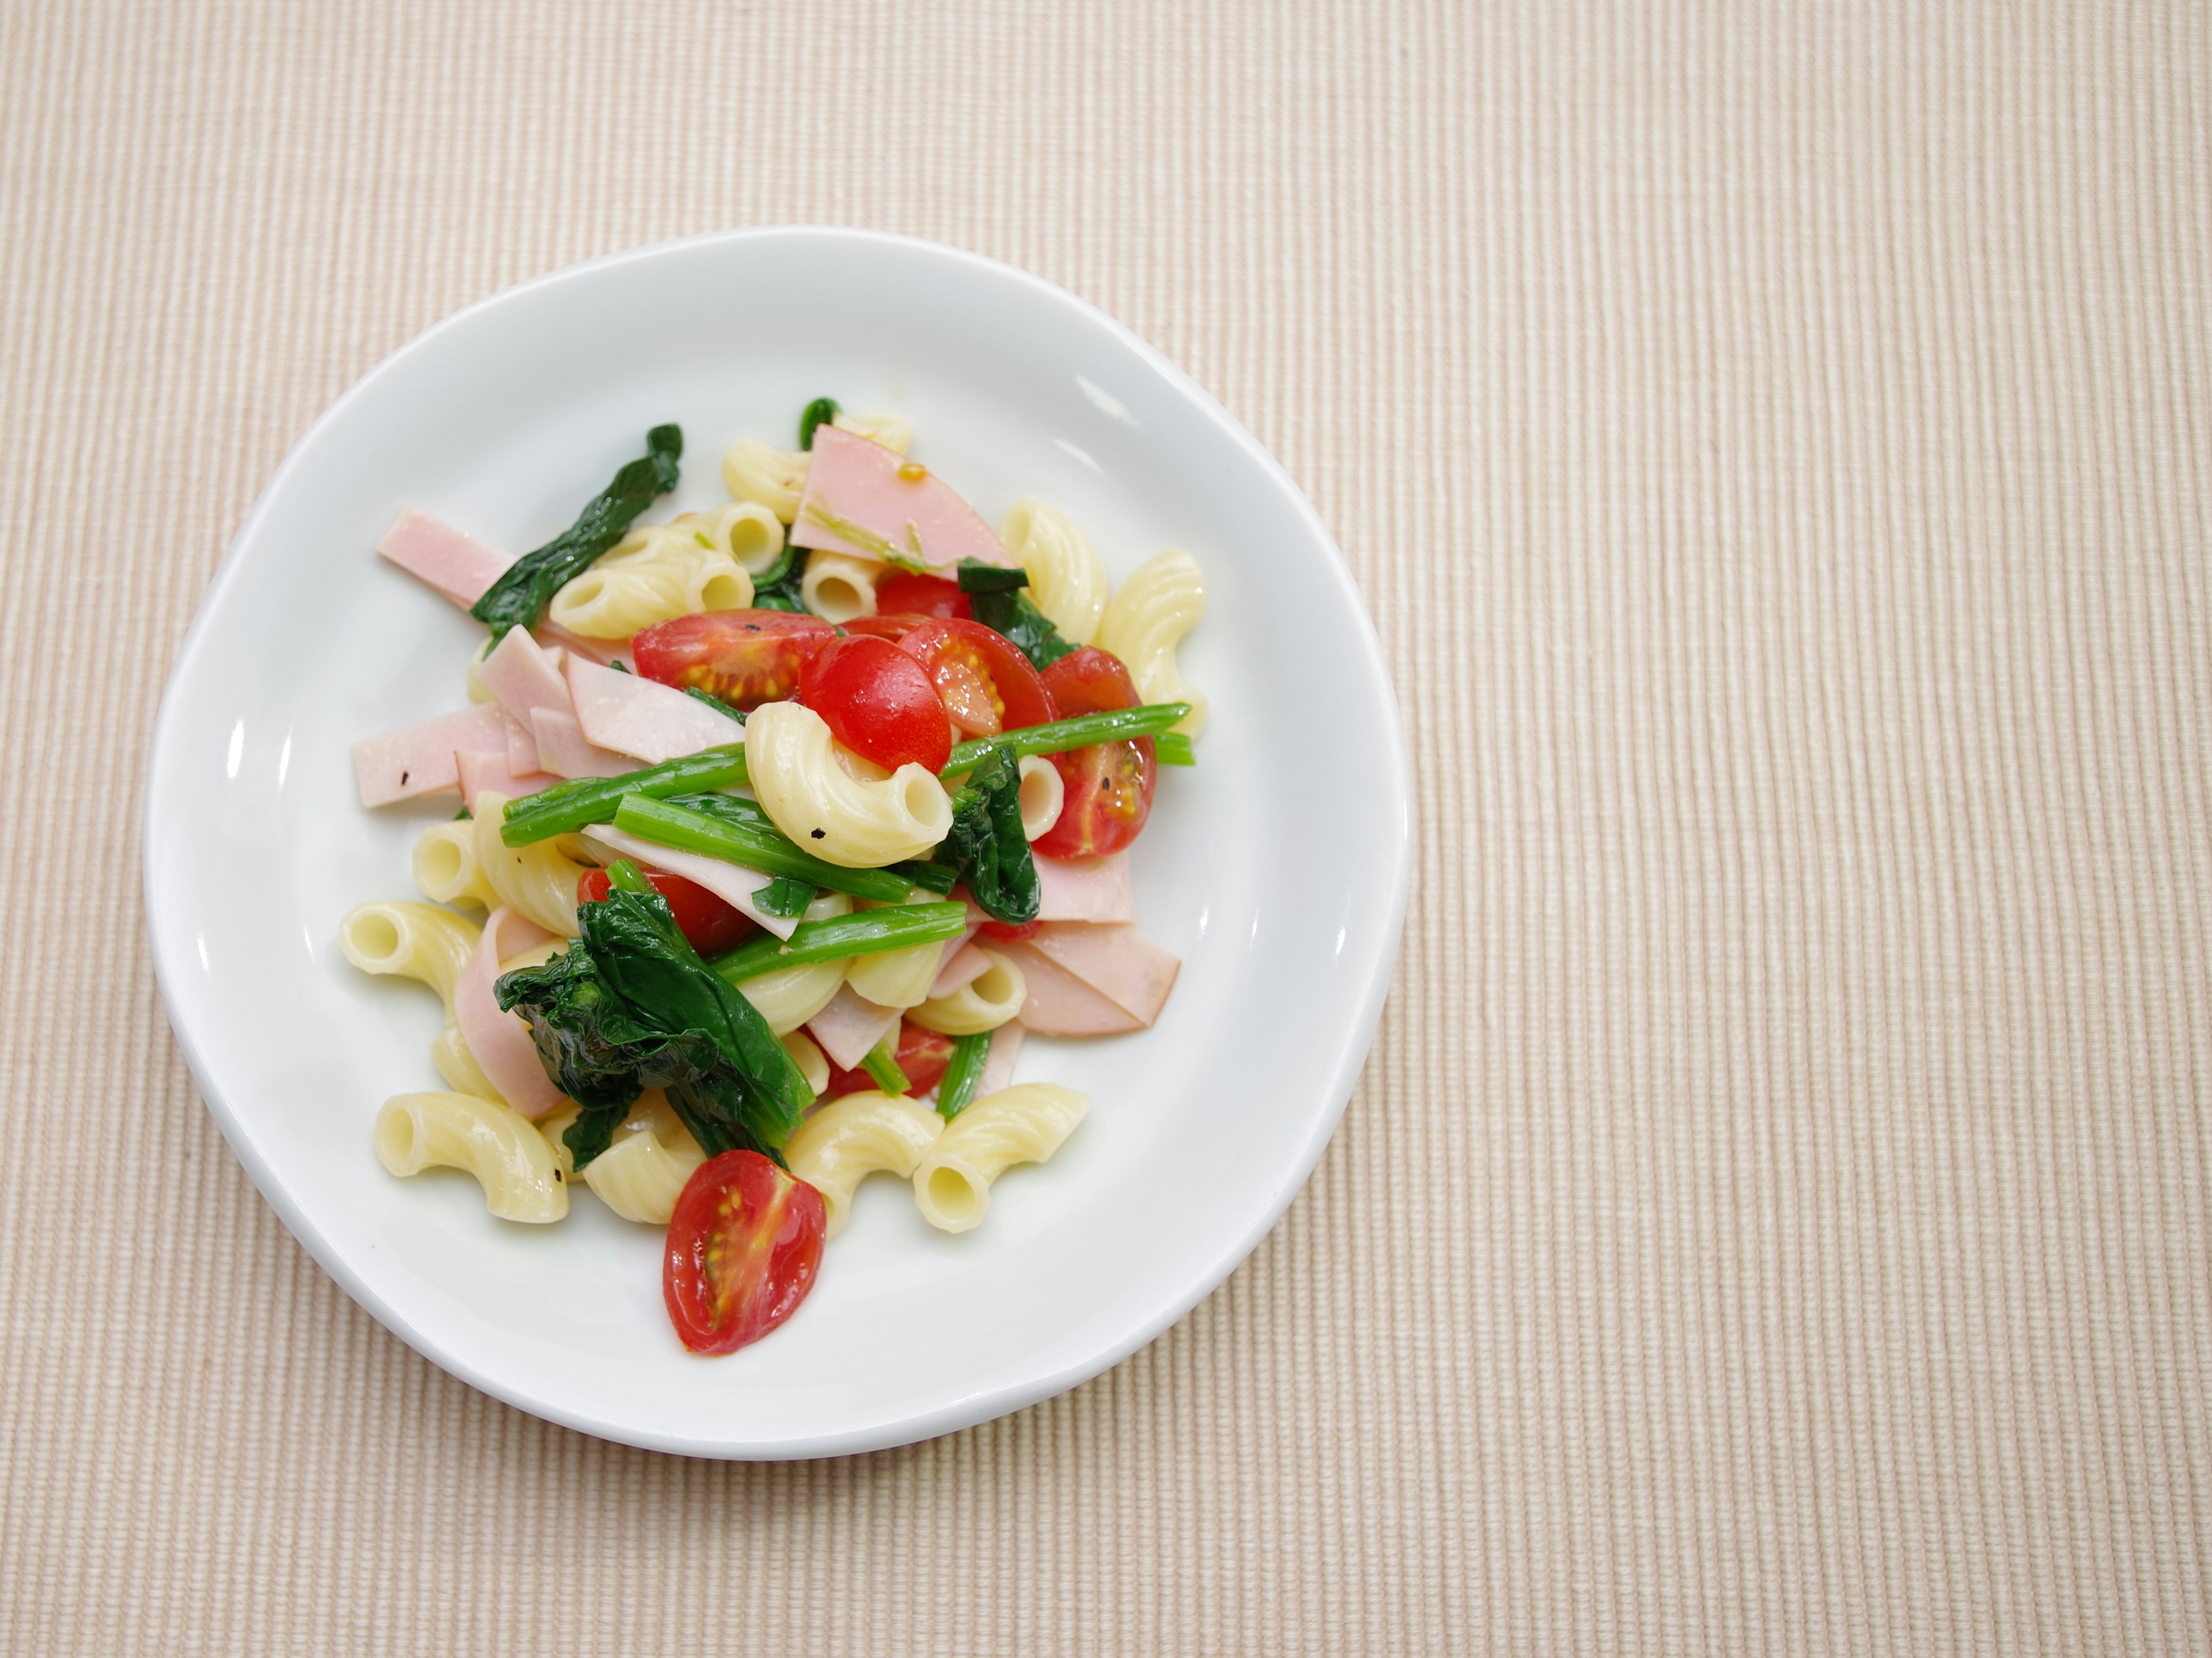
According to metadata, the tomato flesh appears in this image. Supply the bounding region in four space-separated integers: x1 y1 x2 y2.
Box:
976 918 1042 943
872 571 971 621
664 1151 827 1354
1031 647 1157 858
798 634 953 772
896 618 1055 739
632 609 837 710
578 867 754 955
819 1019 956 1101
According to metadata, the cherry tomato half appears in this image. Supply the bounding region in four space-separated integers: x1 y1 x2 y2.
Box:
1031 646 1157 858
798 635 954 772
664 1151 827 1355
632 609 837 710
840 614 930 646
578 867 755 956
976 918 1042 943
872 571 971 621
819 1020 956 1101
896 617 1055 739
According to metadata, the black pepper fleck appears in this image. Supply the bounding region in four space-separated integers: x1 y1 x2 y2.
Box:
810 828 826 839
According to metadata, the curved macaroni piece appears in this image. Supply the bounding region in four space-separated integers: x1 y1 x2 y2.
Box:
676 503 786 575
548 523 752 639
583 1092 706 1224
843 895 950 1008
412 820 500 910
430 1022 501 1101
722 437 810 522
1096 548 1207 736
910 1083 1087 1233
907 948 1027 1035
338 900 480 1008
784 1092 943 1238
373 1091 570 1223
731 892 852 1034
832 411 914 455
800 551 882 623
745 701 953 868
781 1030 831 1097
1016 756 1063 841
999 499 1107 645
469 790 593 936
465 638 498 704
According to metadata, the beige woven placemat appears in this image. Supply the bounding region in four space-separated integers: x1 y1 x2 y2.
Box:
5 1 2209 1651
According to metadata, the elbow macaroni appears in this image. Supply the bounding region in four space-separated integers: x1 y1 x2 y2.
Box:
1097 548 1207 735
800 551 883 623
1016 756 1063 841
784 1092 944 1238
547 522 752 638
907 948 1027 1035
339 900 503 1100
999 499 1107 645
374 1091 569 1223
831 411 913 454
677 503 786 575
731 892 853 1034
910 1083 1088 1233
721 437 810 522
744 701 953 867
411 819 500 910
541 1092 704 1225
468 791 594 936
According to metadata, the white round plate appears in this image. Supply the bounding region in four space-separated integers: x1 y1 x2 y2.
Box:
145 228 1408 1458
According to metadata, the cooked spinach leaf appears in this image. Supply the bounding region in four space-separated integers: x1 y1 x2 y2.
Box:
751 875 815 918
749 540 809 612
495 863 813 1168
470 426 683 639
940 745 1040 924
956 559 1078 670
798 397 840 450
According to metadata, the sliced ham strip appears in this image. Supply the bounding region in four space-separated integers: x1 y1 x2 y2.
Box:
581 824 799 940
480 627 573 723
537 623 634 670
998 941 1145 1036
1035 851 1135 923
789 426 1009 570
927 942 991 1001
1025 923 1180 1027
566 655 744 764
530 707 637 781
353 704 509 806
806 982 903 1072
503 711 540 776
457 751 558 815
376 509 514 608
977 1022 1025 1097
453 907 567 1120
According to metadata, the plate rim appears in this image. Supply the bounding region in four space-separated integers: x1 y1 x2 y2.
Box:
143 225 1411 1458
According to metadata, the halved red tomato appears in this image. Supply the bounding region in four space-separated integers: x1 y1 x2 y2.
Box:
873 571 971 621
1031 646 1156 858
819 1020 957 1101
663 1151 827 1355
632 609 836 709
976 918 1041 943
578 867 754 955
840 614 930 645
896 617 1055 739
798 634 953 772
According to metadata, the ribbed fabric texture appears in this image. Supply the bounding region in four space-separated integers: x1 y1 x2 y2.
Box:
4 1 2210 1652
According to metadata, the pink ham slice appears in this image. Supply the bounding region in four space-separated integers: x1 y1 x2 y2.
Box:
456 751 558 814
503 711 540 775
566 656 744 764
581 823 799 940
376 509 514 608
353 704 509 806
927 940 991 1001
806 982 903 1072
480 627 571 721
789 426 1010 569
1035 852 1135 923
536 623 634 670
976 1021 1025 1097
530 707 637 781
1025 923 1179 1027
453 907 567 1120
998 941 1145 1036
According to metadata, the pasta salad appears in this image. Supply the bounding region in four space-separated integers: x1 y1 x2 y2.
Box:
340 401 1205 1354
